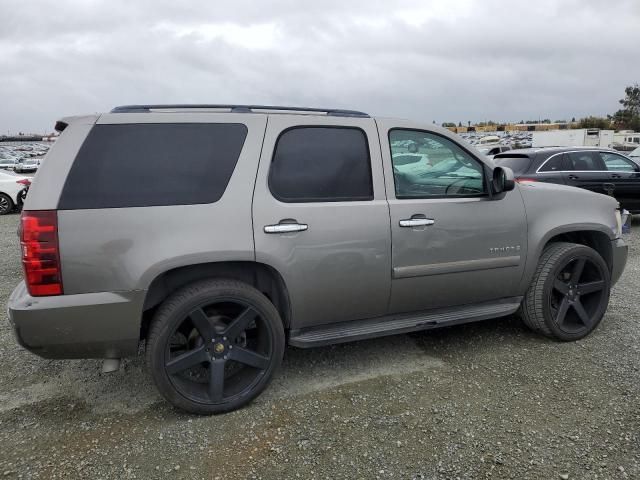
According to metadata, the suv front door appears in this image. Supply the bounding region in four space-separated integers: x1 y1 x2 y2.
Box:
253 115 391 330
377 119 527 314
599 151 640 211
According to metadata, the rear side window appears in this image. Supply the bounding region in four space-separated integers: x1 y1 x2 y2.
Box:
567 151 603 171
539 154 565 172
493 155 532 175
268 127 373 202
59 123 247 209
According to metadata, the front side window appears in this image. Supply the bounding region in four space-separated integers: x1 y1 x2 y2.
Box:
600 152 639 172
269 127 373 202
389 129 485 198
566 151 603 171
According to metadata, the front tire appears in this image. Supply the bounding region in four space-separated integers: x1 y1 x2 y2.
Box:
519 242 611 341
147 279 285 414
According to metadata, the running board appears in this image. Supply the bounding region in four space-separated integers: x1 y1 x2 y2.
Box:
288 297 522 348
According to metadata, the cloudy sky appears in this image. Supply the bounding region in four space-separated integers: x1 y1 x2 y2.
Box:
0 0 639 133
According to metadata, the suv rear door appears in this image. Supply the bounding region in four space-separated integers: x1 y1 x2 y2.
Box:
562 150 609 195
252 115 391 330
377 119 527 313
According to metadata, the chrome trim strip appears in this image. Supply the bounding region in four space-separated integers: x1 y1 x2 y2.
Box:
535 150 639 174
393 255 521 279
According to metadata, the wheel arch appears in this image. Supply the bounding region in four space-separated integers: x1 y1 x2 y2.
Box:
520 224 615 294
140 261 292 341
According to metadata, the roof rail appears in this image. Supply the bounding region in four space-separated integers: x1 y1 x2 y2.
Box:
110 104 370 118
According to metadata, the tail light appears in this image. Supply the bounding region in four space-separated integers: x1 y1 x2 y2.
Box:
515 177 538 183
16 179 31 186
20 210 63 296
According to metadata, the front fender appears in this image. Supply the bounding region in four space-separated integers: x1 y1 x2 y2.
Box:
517 182 618 293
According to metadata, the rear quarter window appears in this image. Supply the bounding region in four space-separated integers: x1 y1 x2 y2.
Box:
492 154 532 175
59 123 247 209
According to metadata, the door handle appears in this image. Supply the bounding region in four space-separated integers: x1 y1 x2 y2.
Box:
264 222 308 234
603 183 615 195
610 174 622 178
399 218 435 227
567 174 579 180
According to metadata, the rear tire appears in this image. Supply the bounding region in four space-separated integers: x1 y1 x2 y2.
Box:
0 193 14 215
519 242 611 341
147 279 285 414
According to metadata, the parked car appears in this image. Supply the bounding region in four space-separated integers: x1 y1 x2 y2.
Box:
629 146 640 160
14 158 40 174
8 105 628 414
477 145 511 157
0 170 30 214
493 147 640 213
0 156 17 170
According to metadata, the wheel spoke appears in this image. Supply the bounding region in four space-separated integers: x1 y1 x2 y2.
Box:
223 307 257 339
189 308 214 340
166 346 208 374
553 279 569 295
208 360 226 402
570 258 586 283
229 346 270 369
577 280 605 295
572 299 592 327
555 297 570 325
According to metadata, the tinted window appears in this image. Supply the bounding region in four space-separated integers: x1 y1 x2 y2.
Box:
59 123 247 209
567 151 603 171
389 129 485 198
493 155 532 175
539 154 565 172
600 152 638 172
269 127 373 202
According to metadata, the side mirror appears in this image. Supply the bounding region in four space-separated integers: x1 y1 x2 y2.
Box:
492 166 515 194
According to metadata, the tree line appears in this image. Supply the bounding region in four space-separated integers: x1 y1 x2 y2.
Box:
441 84 640 131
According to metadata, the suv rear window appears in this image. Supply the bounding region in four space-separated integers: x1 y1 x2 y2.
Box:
268 127 373 202
59 123 247 209
492 154 532 175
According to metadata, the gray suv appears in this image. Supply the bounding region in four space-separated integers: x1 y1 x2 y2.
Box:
8 105 628 414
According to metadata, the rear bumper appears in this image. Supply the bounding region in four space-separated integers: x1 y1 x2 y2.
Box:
7 281 145 359
611 238 628 286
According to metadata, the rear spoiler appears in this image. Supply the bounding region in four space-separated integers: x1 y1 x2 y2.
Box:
54 120 68 132
54 114 100 133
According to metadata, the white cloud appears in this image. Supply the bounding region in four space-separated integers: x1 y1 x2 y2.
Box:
0 0 638 133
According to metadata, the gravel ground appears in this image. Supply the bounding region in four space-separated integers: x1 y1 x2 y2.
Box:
0 212 638 479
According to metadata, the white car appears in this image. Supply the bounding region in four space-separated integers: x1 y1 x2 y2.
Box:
629 146 640 160
14 158 40 173
0 170 31 215
0 157 17 170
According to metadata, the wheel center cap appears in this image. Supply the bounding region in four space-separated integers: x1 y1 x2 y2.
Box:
214 343 225 354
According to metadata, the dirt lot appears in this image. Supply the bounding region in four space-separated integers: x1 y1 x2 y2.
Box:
0 212 638 479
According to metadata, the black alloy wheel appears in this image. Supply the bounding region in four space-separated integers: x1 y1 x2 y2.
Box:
148 280 285 414
520 242 611 341
549 255 608 335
